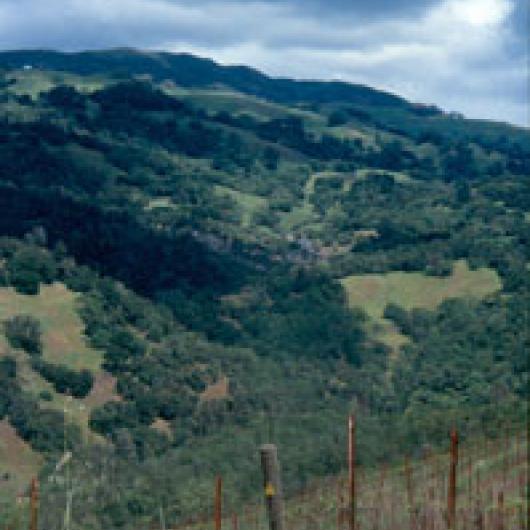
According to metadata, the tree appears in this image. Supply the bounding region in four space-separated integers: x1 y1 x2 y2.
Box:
327 110 349 127
32 359 94 398
263 146 280 171
7 246 57 294
4 315 42 355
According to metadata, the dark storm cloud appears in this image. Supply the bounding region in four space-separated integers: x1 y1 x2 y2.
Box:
0 0 526 125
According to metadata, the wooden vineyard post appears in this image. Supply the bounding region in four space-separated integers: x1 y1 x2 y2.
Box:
475 464 481 499
260 444 285 530
29 477 39 530
473 499 484 530
214 475 222 530
447 428 458 529
337 478 344 530
467 455 472 505
231 513 239 530
523 421 530 528
348 415 356 530
405 456 416 530
496 491 504 530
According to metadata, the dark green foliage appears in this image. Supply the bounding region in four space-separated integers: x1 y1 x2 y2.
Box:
4 315 42 355
328 110 349 127
390 293 529 442
0 183 246 299
263 146 280 170
32 359 94 398
374 140 417 170
91 80 186 113
0 120 109 194
8 395 80 453
0 357 17 379
442 142 479 181
232 268 366 364
7 245 57 294
0 357 17 420
90 402 140 435
42 85 87 110
39 390 53 401
0 354 79 453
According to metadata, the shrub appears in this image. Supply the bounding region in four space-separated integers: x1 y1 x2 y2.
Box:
328 110 349 127
7 246 57 294
39 390 53 402
32 359 94 398
4 315 42 355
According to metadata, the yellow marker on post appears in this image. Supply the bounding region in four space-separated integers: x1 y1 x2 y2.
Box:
260 444 285 530
265 483 276 497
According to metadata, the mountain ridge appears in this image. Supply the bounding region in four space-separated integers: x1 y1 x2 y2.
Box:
0 47 425 108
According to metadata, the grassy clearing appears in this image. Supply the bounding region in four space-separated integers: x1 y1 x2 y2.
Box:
0 420 42 498
214 185 267 227
325 124 375 146
7 70 108 99
161 84 324 125
341 260 501 370
341 260 501 320
354 167 415 185
0 284 113 436
145 196 175 210
369 318 411 369
304 171 354 196
279 203 319 233
304 167 414 201
160 85 287 118
0 283 102 371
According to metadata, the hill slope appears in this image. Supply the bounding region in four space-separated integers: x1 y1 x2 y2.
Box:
0 48 410 108
0 49 528 529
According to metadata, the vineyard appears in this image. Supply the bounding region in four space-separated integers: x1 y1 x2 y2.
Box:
4 419 527 530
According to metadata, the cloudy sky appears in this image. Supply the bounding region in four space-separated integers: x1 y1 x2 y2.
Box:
0 0 527 125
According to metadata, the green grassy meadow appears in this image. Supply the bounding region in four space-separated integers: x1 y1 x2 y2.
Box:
0 284 111 445
341 260 501 320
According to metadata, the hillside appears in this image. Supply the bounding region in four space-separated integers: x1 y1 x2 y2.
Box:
0 49 528 529
0 48 412 108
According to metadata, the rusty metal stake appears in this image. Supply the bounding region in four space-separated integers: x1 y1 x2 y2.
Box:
348 415 356 530
447 428 458 529
214 476 222 530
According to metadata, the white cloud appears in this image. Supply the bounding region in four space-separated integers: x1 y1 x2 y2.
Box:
444 0 512 26
167 0 526 124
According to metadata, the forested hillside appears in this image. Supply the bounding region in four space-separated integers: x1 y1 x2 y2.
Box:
0 49 528 528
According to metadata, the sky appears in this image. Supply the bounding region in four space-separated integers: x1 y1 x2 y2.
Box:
0 0 527 126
